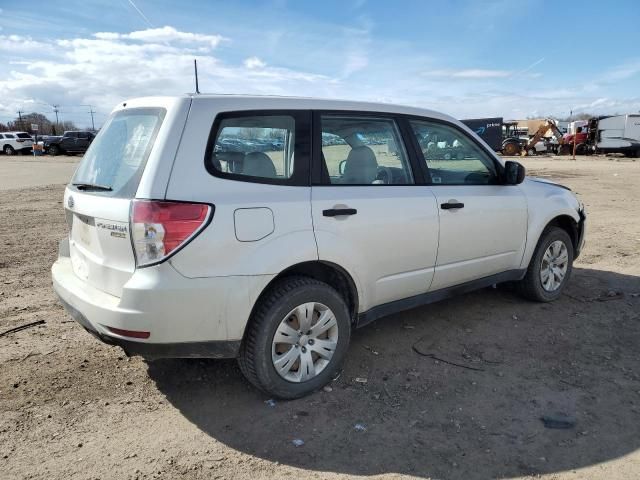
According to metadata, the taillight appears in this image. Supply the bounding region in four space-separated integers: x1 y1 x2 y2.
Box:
131 200 212 267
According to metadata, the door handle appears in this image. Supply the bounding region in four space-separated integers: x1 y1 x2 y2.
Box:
440 201 464 210
323 208 357 217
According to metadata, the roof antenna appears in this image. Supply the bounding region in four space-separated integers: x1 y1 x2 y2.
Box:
193 59 200 94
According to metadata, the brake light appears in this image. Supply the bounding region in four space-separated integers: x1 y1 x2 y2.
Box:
131 200 212 267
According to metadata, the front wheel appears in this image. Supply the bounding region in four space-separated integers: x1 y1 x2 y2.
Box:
517 227 574 302
48 145 60 156
238 276 351 399
3 145 15 155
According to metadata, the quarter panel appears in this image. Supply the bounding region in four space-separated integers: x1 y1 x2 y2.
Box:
166 97 317 278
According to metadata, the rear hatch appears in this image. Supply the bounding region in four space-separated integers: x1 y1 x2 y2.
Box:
15 132 33 147
65 107 167 297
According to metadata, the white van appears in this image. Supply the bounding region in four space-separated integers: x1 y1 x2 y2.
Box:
52 95 586 398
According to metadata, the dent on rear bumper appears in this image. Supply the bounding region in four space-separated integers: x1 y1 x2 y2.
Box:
51 255 273 354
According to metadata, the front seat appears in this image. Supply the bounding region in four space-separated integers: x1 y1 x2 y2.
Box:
243 152 277 178
342 146 378 184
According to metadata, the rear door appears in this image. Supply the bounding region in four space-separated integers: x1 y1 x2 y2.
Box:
60 132 77 151
75 132 91 152
311 112 439 311
407 118 527 291
65 105 177 297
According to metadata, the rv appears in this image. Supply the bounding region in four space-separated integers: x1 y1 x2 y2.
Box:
588 114 640 157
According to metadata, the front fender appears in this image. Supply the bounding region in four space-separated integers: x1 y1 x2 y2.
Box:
520 179 582 268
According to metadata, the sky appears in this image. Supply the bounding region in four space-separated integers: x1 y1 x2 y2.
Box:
1 0 639 129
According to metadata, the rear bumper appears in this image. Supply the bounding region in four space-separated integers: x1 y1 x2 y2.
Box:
54 292 240 359
51 244 270 358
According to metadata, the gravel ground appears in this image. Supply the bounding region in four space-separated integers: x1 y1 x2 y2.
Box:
1 155 639 480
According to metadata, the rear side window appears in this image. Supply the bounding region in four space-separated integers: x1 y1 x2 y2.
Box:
72 107 165 198
16 133 31 139
205 111 310 186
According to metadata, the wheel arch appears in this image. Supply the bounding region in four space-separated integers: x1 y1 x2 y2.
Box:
546 214 580 251
247 261 359 329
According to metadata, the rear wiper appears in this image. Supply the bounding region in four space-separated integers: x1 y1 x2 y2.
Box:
72 182 113 191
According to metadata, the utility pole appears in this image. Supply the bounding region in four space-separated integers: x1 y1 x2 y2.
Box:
17 110 24 131
81 105 96 131
52 105 60 125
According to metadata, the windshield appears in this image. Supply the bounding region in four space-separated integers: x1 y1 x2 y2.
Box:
72 107 165 198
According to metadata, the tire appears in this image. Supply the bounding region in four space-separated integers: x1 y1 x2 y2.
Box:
48 145 60 156
238 276 351 399
3 145 15 155
502 142 520 156
517 227 574 302
575 143 587 155
558 144 571 156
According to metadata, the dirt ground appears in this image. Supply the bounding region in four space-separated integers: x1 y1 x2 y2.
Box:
1 154 639 480
0 154 78 191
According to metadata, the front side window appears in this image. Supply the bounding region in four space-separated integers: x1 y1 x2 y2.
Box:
210 115 295 180
409 120 499 185
319 115 414 185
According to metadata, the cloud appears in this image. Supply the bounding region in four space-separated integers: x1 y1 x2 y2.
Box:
601 59 640 82
0 25 638 128
244 56 266 69
94 26 226 50
425 68 512 79
0 27 335 127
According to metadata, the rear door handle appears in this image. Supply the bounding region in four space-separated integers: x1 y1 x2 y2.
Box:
440 201 464 210
323 208 357 217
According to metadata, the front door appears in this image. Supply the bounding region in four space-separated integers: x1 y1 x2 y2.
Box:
407 118 528 291
311 113 439 312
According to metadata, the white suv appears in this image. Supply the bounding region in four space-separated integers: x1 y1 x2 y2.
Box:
1 131 34 155
52 95 586 398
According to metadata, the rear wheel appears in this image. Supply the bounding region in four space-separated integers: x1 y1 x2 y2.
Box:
517 227 574 302
502 141 520 156
238 276 351 399
3 145 15 155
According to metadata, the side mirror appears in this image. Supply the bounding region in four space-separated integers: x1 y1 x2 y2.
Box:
338 159 347 176
504 160 526 185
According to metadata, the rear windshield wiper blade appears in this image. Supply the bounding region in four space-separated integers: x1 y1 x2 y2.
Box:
72 182 113 191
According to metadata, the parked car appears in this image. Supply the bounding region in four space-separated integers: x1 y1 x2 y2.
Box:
45 130 95 155
0 131 34 155
51 95 586 399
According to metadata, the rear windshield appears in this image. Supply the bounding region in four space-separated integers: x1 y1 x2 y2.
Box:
72 107 166 198
16 133 32 139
